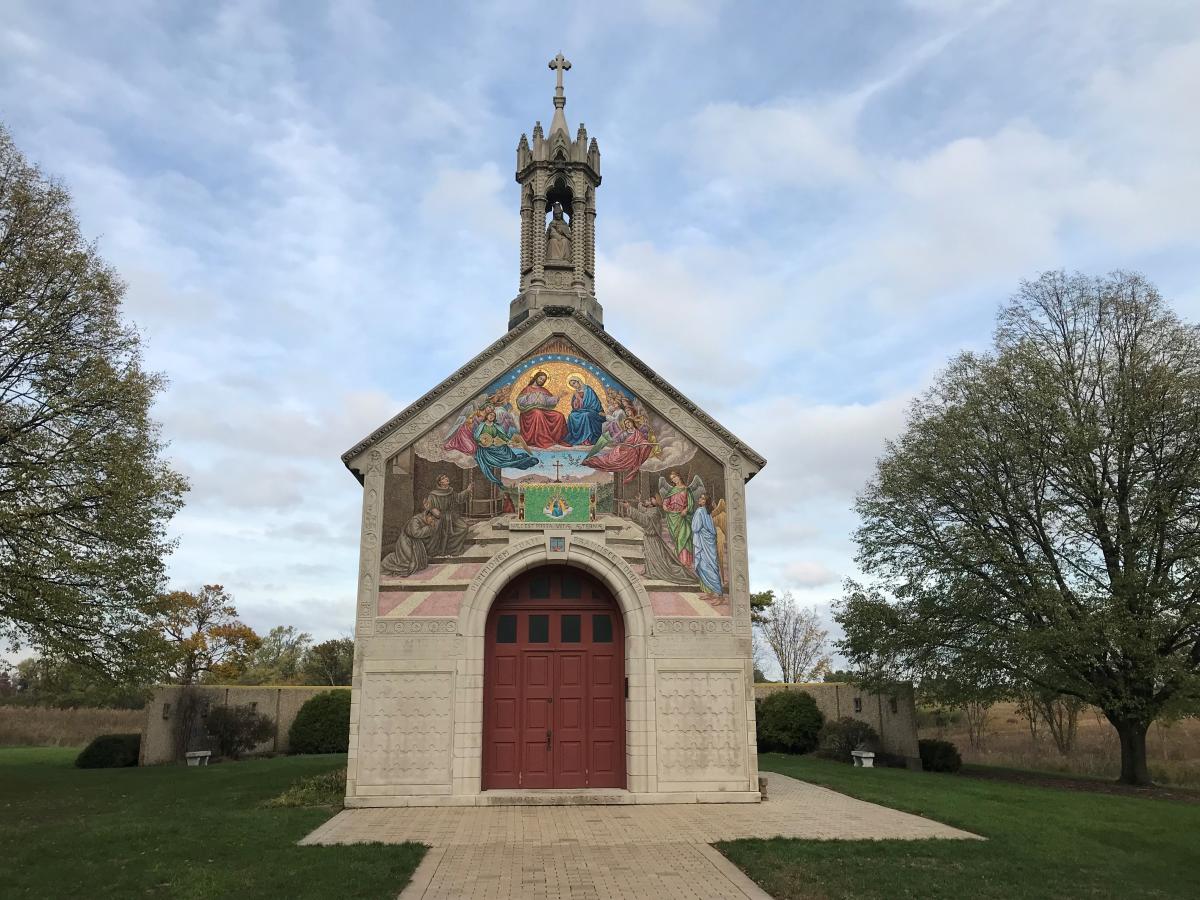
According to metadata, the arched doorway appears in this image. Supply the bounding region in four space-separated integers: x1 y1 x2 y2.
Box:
482 564 625 790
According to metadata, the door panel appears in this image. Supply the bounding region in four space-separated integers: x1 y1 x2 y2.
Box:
555 651 587 787
520 651 554 788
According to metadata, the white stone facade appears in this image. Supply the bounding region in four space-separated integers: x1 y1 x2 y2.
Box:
342 313 765 806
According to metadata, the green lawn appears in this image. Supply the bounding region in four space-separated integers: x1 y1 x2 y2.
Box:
0 747 424 899
719 754 1200 900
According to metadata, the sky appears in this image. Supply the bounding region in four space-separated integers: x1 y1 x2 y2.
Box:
2 0 1200 669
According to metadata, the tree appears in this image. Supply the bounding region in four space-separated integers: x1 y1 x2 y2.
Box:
5 653 149 708
823 669 859 683
0 125 187 677
837 271 1200 785
761 592 832 684
156 585 260 684
301 638 354 686
1013 683 1087 755
237 625 311 684
750 589 775 626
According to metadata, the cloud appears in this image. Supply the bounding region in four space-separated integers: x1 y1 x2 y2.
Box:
781 561 839 589
4 1 1200 652
685 99 865 195
419 162 516 243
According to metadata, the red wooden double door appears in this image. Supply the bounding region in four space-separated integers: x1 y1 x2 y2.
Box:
482 565 625 789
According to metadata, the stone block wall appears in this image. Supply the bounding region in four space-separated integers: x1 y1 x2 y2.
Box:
754 682 919 763
139 685 349 765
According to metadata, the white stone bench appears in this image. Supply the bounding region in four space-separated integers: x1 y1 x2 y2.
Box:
185 750 212 767
851 749 875 768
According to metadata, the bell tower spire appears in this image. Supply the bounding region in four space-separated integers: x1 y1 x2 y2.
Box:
509 54 602 330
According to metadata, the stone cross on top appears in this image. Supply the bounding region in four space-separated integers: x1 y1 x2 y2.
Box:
549 53 571 102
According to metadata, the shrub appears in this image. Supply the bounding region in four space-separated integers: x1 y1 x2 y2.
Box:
919 738 963 773
756 690 824 754
75 733 141 768
205 705 274 759
817 717 880 763
872 750 911 769
288 690 351 754
265 768 347 808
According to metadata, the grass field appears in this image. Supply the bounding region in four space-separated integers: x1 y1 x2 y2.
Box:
719 754 1200 899
925 701 1200 786
0 706 144 746
0 748 423 899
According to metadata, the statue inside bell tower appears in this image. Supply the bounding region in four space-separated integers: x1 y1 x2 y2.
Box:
545 201 571 262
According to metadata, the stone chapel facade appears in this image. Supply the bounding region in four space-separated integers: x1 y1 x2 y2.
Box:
341 57 766 806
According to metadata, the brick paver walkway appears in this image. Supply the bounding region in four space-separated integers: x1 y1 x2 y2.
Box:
302 773 979 898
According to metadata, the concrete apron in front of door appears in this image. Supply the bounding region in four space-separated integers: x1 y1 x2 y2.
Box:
302 772 981 899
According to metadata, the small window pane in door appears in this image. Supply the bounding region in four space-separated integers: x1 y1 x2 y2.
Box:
561 573 582 598
496 614 517 644
529 614 549 643
592 614 613 643
561 614 581 643
530 575 551 599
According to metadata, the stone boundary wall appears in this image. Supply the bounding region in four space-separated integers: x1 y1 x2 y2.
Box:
755 682 920 763
139 685 350 765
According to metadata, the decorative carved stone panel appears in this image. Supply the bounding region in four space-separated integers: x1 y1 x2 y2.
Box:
655 670 746 782
357 672 453 787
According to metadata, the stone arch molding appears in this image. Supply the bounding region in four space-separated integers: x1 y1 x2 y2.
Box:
458 536 653 639
451 535 657 795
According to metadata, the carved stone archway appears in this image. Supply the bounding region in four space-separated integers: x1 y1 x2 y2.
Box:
451 535 657 795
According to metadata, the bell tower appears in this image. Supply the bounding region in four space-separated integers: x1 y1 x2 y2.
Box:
509 53 603 330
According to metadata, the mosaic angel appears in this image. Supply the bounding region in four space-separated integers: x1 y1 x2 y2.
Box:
658 471 704 566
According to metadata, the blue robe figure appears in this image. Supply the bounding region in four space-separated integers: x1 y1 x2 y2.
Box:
691 501 723 594
565 378 604 446
472 417 538 486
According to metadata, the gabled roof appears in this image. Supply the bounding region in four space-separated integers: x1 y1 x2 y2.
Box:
341 306 766 481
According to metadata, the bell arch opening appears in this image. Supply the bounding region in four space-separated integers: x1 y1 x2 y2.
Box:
481 564 626 790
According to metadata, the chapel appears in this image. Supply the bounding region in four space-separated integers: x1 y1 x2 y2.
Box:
340 57 766 805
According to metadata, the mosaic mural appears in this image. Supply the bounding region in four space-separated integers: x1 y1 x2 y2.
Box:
377 339 731 618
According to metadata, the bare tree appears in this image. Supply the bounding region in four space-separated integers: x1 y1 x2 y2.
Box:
761 593 832 684
961 700 993 750
1035 693 1086 755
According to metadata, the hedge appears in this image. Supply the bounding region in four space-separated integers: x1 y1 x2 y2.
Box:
756 690 824 754
75 733 141 768
918 738 963 773
288 690 351 754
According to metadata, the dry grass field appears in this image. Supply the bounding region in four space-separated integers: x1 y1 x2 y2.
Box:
0 706 144 747
920 701 1200 787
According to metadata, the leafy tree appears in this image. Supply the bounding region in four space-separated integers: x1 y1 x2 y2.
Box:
0 125 187 677
750 589 775 626
837 271 1200 785
155 585 260 684
301 638 354 686
822 669 859 683
761 592 832 683
237 625 311 685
